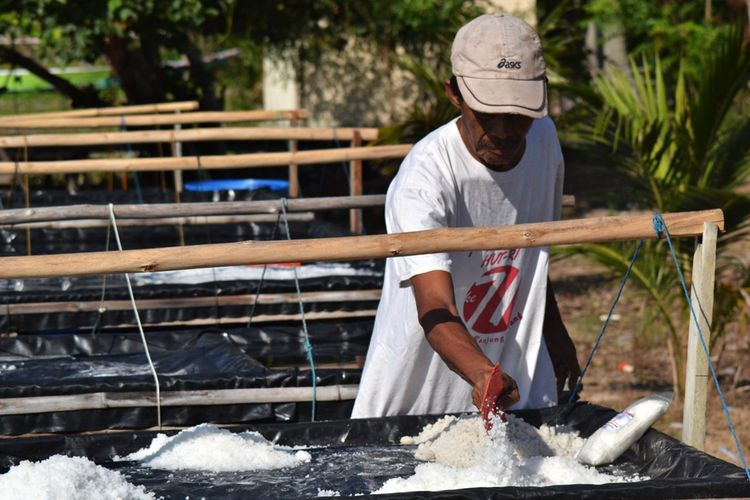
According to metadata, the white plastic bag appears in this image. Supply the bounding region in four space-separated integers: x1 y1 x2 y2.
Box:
576 391 673 466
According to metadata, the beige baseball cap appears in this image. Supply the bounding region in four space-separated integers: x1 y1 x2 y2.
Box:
451 13 547 118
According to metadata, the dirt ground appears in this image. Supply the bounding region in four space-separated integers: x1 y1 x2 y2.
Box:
550 254 750 470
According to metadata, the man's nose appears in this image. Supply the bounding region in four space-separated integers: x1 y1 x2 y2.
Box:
481 116 522 139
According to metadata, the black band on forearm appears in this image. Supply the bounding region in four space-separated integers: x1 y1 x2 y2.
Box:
419 309 465 335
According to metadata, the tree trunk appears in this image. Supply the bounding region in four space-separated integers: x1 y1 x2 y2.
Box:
174 33 222 111
0 47 106 108
104 35 167 105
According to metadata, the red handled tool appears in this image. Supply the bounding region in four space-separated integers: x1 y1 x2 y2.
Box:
481 362 506 431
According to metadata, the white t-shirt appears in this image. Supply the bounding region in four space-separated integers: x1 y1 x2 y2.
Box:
351 116 564 418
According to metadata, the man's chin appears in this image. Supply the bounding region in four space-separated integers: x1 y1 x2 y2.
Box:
478 154 515 170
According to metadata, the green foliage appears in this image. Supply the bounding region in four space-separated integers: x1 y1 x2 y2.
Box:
586 23 750 219
561 20 750 384
584 0 729 83
537 0 589 84
233 0 482 55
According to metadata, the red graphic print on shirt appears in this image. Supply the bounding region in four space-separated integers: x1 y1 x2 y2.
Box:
463 250 522 334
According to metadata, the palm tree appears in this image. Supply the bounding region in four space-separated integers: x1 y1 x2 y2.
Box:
559 21 750 392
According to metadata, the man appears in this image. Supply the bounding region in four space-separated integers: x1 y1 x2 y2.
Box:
351 13 580 419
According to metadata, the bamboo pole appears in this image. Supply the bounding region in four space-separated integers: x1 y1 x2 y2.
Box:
132 310 376 328
1 109 311 129
0 385 360 416
0 209 724 279
682 222 718 450
0 144 412 175
287 111 300 198
2 290 381 315
0 212 314 230
0 101 199 123
170 118 185 245
349 130 363 234
0 195 387 224
0 127 380 148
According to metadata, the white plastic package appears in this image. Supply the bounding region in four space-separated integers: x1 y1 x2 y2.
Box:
576 391 673 466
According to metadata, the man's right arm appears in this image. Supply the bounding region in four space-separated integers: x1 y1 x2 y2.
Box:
412 270 519 410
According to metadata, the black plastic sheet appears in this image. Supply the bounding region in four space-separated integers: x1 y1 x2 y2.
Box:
0 406 748 499
0 188 362 256
0 273 383 333
0 325 368 434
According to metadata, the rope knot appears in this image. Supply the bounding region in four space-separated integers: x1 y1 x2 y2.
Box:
652 212 665 240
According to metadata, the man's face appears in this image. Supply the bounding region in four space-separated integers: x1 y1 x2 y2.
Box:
445 79 534 171
459 104 533 170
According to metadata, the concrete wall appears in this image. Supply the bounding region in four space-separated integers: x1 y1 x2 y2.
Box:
261 1 537 127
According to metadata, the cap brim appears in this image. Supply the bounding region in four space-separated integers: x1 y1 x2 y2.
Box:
457 76 547 118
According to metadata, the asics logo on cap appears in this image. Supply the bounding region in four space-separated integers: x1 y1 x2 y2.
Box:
497 58 522 70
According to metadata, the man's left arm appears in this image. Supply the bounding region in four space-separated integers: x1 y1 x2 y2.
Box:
543 278 580 396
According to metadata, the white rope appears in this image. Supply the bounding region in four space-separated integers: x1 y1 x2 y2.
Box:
107 203 162 429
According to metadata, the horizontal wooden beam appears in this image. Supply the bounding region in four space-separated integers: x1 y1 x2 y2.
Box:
0 385 360 416
0 109 310 129
4 289 381 315
131 310 377 328
0 126 379 148
0 195 387 224
0 101 199 123
0 209 723 279
1 212 314 230
0 144 411 175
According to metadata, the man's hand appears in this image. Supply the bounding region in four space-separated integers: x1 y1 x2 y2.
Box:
543 279 581 396
473 363 520 429
545 325 580 394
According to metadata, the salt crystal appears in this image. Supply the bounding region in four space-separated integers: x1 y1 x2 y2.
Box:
115 423 311 472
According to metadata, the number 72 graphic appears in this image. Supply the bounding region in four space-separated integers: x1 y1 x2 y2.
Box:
462 265 520 334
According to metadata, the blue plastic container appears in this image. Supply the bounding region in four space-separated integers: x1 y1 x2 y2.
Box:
183 178 289 193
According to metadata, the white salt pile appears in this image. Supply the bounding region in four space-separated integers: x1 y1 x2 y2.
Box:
116 422 311 472
376 415 644 494
0 454 154 500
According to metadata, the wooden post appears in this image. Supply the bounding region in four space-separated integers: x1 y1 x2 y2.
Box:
171 117 185 245
349 130 363 234
288 111 299 197
682 222 718 450
23 174 31 256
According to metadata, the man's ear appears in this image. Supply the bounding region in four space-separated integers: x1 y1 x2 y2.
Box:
444 79 462 110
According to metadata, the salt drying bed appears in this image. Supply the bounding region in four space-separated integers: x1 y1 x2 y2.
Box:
0 405 748 499
0 323 370 434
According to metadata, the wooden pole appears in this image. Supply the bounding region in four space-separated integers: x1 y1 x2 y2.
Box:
135 309 376 328
288 111 299 198
1 109 311 129
170 124 185 246
682 222 718 450
2 289 381 315
0 209 724 279
0 385 360 416
0 101 199 123
1 212 314 230
0 127 380 149
23 173 31 256
0 195 386 224
349 130 363 234
0 145 412 175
